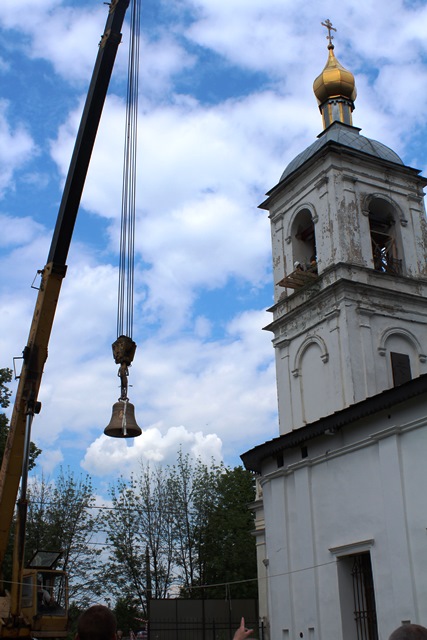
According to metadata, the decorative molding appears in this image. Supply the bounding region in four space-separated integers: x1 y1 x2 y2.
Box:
378 327 424 360
357 306 375 317
342 174 358 183
325 309 340 321
329 538 375 557
361 191 406 227
286 203 318 241
407 193 423 204
294 334 329 372
314 176 329 190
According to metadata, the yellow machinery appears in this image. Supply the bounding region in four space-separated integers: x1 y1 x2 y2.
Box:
0 0 130 636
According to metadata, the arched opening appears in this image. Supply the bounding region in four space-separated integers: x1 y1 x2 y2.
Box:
368 198 402 275
277 207 319 291
291 208 317 271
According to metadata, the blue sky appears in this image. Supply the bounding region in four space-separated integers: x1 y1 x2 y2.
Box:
2 0 427 496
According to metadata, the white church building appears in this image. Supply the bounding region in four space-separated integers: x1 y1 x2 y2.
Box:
241 23 427 640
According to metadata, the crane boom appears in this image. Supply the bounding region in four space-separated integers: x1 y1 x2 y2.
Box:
0 0 130 632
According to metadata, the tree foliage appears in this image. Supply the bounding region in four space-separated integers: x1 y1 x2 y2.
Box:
100 464 176 615
26 468 102 607
0 368 13 465
114 596 143 635
198 465 258 598
167 451 225 596
0 367 41 470
0 368 12 408
1 405 257 612
101 452 257 608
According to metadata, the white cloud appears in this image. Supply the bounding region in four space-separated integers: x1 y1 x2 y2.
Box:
81 425 223 478
0 213 45 248
38 448 64 475
29 301 277 467
0 1 194 92
0 2 105 84
0 101 36 197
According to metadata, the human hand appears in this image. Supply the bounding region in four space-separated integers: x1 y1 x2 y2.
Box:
233 617 254 639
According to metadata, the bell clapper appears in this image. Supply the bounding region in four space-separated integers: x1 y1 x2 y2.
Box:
118 362 130 437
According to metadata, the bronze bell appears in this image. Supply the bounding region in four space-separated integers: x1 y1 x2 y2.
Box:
104 400 142 438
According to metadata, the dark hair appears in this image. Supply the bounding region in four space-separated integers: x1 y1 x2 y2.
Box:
389 624 427 640
76 605 117 640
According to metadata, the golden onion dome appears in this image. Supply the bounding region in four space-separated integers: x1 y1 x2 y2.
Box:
313 44 357 105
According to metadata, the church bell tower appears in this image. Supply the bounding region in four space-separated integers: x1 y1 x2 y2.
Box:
262 20 427 434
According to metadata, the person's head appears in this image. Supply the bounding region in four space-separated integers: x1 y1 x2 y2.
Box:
76 605 117 640
389 624 427 640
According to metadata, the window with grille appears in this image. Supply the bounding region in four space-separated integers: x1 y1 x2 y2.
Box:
351 552 379 640
368 198 402 276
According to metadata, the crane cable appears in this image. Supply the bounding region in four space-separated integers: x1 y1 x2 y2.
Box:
117 0 141 340
110 0 141 410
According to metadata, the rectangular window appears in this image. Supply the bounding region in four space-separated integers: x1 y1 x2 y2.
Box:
390 352 412 387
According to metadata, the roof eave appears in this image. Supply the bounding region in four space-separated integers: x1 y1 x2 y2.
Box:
241 373 427 473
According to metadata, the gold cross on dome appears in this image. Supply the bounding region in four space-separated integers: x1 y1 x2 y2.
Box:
321 19 336 46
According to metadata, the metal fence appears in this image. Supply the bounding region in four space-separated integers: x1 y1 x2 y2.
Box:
146 598 262 640
147 620 264 640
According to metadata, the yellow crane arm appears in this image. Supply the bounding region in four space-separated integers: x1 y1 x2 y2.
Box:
0 0 130 616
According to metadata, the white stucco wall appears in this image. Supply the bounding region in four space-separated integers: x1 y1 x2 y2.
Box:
258 405 427 640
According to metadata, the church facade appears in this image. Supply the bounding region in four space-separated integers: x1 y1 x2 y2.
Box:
242 23 427 640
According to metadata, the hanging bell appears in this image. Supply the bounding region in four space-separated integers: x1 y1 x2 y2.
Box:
104 400 142 438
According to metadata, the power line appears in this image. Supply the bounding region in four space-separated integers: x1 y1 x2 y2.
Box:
4 559 337 592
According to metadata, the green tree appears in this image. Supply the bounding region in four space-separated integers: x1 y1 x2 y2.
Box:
103 452 258 605
0 368 13 465
167 451 224 597
114 595 144 635
26 468 102 607
0 367 41 470
101 463 176 615
198 466 257 599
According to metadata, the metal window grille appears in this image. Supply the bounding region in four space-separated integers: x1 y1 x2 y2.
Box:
351 553 379 640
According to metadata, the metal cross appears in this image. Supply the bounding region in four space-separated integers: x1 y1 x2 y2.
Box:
321 19 337 46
